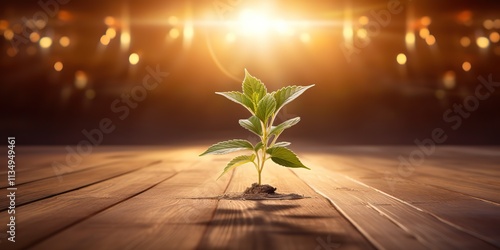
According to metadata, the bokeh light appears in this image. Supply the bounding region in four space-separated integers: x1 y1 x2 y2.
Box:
358 16 369 25
100 35 110 45
30 32 40 43
59 36 70 47
397 53 407 65
425 35 436 46
104 16 115 26
3 29 14 40
483 19 494 30
421 16 432 26
106 28 117 39
169 28 180 39
129 53 140 65
489 32 499 43
462 61 471 72
460 37 471 47
39 37 53 48
442 70 456 89
476 36 490 49
74 70 88 89
54 61 63 72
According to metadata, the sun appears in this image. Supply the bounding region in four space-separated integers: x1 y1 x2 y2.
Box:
237 9 272 35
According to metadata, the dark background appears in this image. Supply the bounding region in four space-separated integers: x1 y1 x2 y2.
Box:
1 0 499 145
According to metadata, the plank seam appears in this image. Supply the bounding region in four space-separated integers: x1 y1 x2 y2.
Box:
287 168 384 250
344 175 500 248
0 160 164 212
195 166 236 249
26 172 179 248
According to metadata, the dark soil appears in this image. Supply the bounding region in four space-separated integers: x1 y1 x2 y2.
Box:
216 183 307 200
244 183 277 194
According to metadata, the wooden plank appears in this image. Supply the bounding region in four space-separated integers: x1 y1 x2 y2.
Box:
0 159 165 211
31 149 231 249
198 160 375 250
303 152 500 248
294 160 497 249
0 146 185 187
0 162 177 250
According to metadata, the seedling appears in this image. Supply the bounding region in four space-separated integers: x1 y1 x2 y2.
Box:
200 69 314 185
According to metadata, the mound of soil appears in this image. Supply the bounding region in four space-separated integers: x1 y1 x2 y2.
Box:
217 183 306 200
244 183 277 194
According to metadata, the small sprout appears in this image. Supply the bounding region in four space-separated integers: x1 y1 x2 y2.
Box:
200 69 314 185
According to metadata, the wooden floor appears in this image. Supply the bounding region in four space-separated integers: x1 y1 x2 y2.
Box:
1 145 499 250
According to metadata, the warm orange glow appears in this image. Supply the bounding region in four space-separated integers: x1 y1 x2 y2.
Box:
106 28 117 39
0 20 8 30
397 53 407 65
168 16 179 26
74 71 88 89
3 29 14 40
476 37 490 49
59 36 70 47
460 37 471 47
129 53 140 65
462 61 471 72
419 28 430 39
483 19 494 30
169 28 180 39
30 32 40 43
489 32 499 43
425 35 436 46
104 16 115 26
357 29 368 40
225 33 236 43
358 16 369 25
300 33 311 43
100 35 110 45
237 9 271 35
420 16 432 26
54 61 63 72
40 37 52 48
442 71 456 89
58 10 72 22
405 32 415 47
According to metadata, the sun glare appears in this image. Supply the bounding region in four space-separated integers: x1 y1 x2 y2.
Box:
237 9 271 35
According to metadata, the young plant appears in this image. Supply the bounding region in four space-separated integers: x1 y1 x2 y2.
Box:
200 69 314 185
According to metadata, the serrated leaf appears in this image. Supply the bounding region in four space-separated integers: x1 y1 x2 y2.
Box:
216 91 255 113
256 94 276 123
266 147 310 169
200 139 254 156
274 141 291 147
269 117 300 136
239 116 262 136
242 69 267 104
273 85 314 112
217 154 256 180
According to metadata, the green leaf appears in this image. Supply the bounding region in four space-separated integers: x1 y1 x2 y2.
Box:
273 85 314 112
216 91 255 113
239 116 262 136
269 117 301 136
254 141 263 151
256 94 276 123
242 69 267 104
266 147 310 169
274 141 291 147
200 139 254 156
217 154 256 180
